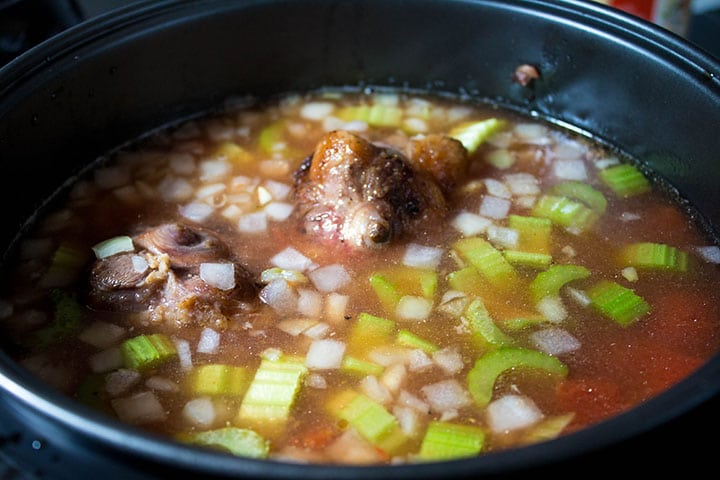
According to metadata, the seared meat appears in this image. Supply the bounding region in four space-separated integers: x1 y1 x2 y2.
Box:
294 130 467 249
86 223 259 329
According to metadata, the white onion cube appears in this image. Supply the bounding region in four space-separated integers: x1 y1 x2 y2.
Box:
199 262 235 291
486 395 544 433
305 339 346 369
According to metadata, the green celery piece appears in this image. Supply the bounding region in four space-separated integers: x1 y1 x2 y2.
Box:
551 181 607 214
587 280 651 327
341 356 385 377
532 195 599 233
190 364 250 397
121 333 177 370
508 214 552 254
464 298 514 348
503 250 553 269
598 163 651 198
619 242 689 271
75 373 111 415
449 118 506 154
521 413 575 445
369 273 402 312
467 347 568 407
418 421 485 460
348 312 396 355
40 242 90 287
258 120 286 154
369 267 438 313
453 237 517 290
502 316 549 332
396 329 439 353
446 266 486 295
529 264 591 303
33 288 83 347
337 393 408 454
190 427 269 459
337 104 404 128
237 357 308 424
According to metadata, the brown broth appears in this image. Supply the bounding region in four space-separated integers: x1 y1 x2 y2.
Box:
1 88 719 464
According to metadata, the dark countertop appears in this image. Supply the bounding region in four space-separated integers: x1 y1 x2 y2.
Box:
0 1 719 479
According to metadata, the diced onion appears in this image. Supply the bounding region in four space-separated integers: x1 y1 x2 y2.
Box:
179 201 214 223
92 235 134 259
271 247 316 272
260 279 298 314
303 322 330 339
403 243 444 269
695 245 720 264
380 363 407 394
479 195 511 220
393 405 421 436
237 211 268 233
112 391 167 425
105 368 141 397
305 373 328 389
305 339 346 369
484 178 512 199
182 397 216 428
131 255 149 274
297 288 323 318
324 293 349 323
78 321 126 349
360 375 393 404
157 176 194 202
174 339 193 371
263 180 292 200
396 295 433 321
421 379 472 412
145 376 179 393
168 152 195 175
195 183 226 199
486 395 544 433
452 211 492 236
486 225 519 250
264 202 294 221
530 327 581 356
432 347 465 375
300 101 335 120
553 159 588 181
398 390 430 413
308 264 351 292
504 173 540 196
407 349 434 372
197 327 221 354
199 263 235 291
277 319 318 336
89 347 124 373
536 295 568 323
199 158 231 182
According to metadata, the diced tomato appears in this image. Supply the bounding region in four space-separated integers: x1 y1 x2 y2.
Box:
290 425 340 450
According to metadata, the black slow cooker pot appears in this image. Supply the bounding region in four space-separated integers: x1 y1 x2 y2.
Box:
1 1 719 478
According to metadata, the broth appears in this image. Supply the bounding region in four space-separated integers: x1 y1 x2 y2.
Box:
1 88 719 464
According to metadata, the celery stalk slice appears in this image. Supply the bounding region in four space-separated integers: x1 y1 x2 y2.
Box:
418 421 485 460
467 347 568 407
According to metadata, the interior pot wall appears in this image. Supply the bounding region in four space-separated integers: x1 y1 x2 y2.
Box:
1 0 720 479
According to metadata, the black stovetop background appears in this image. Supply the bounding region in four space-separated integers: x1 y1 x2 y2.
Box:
1 0 719 478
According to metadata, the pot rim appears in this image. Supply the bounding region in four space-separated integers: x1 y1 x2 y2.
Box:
1 0 719 478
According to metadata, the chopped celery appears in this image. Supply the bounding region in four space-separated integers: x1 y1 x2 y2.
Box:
237 357 308 424
75 373 111 414
508 214 552 254
92 235 134 259
418 421 485 460
121 333 177 370
449 118 506 154
213 141 252 164
467 347 568 407
618 242 689 272
336 393 408 454
551 181 607 214
190 364 250 397
502 316 548 331
598 163 651 198
587 280 651 327
532 195 599 233
258 120 286 154
529 264 591 303
521 413 575 445
369 273 402 312
337 104 404 128
348 313 396 355
369 267 437 313
40 242 90 287
33 288 83 347
189 427 269 459
446 266 486 296
341 356 385 377
453 237 517 290
503 250 553 269
396 329 439 353
464 298 515 348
